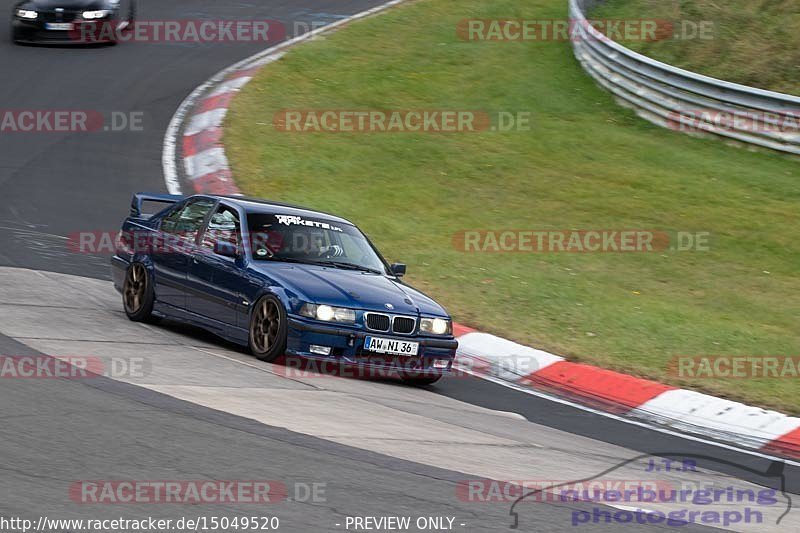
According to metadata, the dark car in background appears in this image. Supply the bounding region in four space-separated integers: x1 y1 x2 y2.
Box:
12 0 135 44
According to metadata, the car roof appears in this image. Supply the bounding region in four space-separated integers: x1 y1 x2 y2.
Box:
207 195 355 227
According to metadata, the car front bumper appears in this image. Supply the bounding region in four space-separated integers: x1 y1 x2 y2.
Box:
286 316 458 376
12 18 115 44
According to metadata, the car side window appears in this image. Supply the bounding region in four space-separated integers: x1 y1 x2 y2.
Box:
160 205 183 233
161 199 216 241
201 205 241 256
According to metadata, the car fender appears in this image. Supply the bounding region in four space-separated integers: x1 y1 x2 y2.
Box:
248 286 294 318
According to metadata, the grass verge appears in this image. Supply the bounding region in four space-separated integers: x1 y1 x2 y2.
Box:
591 0 800 95
226 0 800 413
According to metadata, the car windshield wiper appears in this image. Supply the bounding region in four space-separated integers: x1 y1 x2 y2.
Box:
322 261 384 274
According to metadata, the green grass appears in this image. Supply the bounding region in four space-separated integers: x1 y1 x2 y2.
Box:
591 0 800 95
225 0 800 413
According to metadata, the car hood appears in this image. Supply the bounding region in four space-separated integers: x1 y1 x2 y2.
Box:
19 0 109 10
249 262 449 317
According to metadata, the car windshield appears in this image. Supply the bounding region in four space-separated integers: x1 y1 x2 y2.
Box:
247 212 388 274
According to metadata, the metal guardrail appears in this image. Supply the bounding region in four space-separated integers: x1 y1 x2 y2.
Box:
570 0 800 155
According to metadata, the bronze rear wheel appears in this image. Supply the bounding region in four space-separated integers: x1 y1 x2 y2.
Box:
122 262 156 322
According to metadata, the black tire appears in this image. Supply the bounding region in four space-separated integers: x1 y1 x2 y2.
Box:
122 262 157 322
248 294 288 362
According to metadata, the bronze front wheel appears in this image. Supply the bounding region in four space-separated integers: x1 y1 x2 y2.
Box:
249 295 287 361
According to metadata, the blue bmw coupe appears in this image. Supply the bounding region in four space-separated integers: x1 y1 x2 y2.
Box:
112 193 457 384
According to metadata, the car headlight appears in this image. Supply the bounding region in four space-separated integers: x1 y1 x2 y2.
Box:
15 9 37 19
420 318 452 335
299 303 356 324
82 9 111 19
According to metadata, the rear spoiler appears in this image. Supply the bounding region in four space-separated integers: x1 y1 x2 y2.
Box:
130 192 185 218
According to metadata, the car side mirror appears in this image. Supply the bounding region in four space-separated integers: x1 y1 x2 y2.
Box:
390 263 407 278
214 240 240 258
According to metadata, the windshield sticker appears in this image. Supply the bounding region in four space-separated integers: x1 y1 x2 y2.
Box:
275 215 343 232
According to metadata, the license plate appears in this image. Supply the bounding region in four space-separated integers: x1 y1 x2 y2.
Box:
364 336 419 356
45 23 74 30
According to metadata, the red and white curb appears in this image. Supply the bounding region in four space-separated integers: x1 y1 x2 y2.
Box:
162 0 800 461
453 325 800 459
179 68 256 195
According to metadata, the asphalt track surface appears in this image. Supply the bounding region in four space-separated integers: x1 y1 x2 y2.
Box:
0 0 381 279
0 1 796 532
